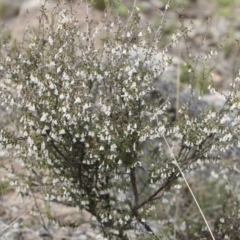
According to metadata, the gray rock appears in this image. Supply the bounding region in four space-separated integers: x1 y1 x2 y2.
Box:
0 1 21 21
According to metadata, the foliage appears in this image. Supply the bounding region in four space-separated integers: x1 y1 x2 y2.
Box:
89 0 108 11
0 0 240 239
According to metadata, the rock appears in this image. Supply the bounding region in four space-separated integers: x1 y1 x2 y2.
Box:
0 0 21 21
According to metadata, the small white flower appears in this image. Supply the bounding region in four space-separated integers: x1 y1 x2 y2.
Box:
219 218 225 223
26 103 35 112
48 36 53 45
220 114 231 124
63 72 70 81
49 61 55 68
49 82 55 89
211 171 219 179
59 93 65 99
57 66 62 73
147 26 151 33
30 74 38 83
27 137 34 147
74 97 81 104
62 106 67 113
59 129 65 135
110 144 117 152
40 112 48 122
99 146 105 151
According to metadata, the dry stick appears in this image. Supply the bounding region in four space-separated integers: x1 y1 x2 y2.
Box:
176 44 181 120
154 0 171 42
126 0 137 25
130 167 139 207
85 0 90 33
162 135 216 240
31 189 49 233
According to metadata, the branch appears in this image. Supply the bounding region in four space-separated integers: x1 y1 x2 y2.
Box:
49 140 68 161
135 172 178 211
130 167 138 208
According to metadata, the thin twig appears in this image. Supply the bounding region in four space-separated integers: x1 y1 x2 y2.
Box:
154 0 171 42
176 44 181 120
135 172 178 211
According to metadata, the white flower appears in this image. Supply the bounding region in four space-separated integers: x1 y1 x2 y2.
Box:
97 74 103 82
158 125 166 135
57 66 62 73
30 74 38 83
62 106 67 113
48 36 53 45
219 218 225 223
49 83 55 89
59 129 65 135
63 72 70 80
74 97 81 104
59 93 65 99
27 137 34 147
131 82 136 89
147 26 151 33
88 131 95 137
40 112 48 122
211 171 219 179
49 61 55 68
220 114 231 124
110 144 117 152
42 125 50 135
26 103 35 112
221 133 232 142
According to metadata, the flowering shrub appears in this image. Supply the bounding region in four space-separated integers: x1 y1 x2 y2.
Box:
0 1 240 239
